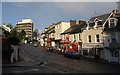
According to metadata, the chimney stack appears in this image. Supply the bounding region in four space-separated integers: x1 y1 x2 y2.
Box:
70 20 76 27
79 20 86 25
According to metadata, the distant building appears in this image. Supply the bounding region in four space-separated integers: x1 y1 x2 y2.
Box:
40 28 48 47
16 19 33 38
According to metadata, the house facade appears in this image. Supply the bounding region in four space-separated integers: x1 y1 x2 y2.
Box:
81 27 104 58
81 10 120 63
103 10 120 63
47 24 55 47
54 21 71 47
40 28 48 47
61 20 87 51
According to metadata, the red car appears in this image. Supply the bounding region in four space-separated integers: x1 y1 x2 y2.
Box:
64 43 80 59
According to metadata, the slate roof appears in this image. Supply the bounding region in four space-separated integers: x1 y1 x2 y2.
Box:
90 13 111 23
104 17 120 32
89 13 111 27
61 21 87 34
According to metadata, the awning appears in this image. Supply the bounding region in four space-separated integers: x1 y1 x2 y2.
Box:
60 40 70 44
74 42 82 45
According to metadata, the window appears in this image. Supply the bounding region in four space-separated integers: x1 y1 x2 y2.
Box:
52 33 54 36
111 32 115 38
111 32 117 43
88 35 91 43
64 35 66 40
109 18 118 28
111 51 119 57
114 51 118 57
79 34 81 40
97 21 102 27
96 34 100 42
83 50 88 55
74 34 76 41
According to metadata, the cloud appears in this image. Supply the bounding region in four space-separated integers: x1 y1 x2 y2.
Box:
2 0 120 2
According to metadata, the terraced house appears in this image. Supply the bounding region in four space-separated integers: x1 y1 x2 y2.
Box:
40 28 48 47
46 24 56 47
81 10 120 63
103 10 120 63
54 21 71 48
40 9 120 63
61 20 87 52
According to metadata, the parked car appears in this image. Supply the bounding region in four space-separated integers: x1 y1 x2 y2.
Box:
55 47 61 51
64 44 80 59
48 46 55 52
64 50 80 59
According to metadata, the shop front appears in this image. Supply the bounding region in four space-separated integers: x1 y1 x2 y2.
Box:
82 44 103 59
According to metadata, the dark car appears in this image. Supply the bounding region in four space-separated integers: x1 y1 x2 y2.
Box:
64 50 80 59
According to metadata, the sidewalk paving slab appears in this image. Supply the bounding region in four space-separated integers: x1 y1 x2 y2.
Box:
2 61 44 67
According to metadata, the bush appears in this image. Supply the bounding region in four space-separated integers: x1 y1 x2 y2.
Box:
2 38 14 64
7 37 20 45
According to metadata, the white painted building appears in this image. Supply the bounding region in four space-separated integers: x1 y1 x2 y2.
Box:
81 10 120 63
61 20 87 51
40 28 47 46
54 21 71 47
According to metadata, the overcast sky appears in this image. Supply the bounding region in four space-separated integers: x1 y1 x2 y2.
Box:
2 2 118 32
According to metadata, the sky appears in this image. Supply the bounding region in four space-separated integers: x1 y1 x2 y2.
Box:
2 1 119 32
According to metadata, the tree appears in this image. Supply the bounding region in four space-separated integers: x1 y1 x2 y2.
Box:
11 28 19 37
6 23 13 30
33 29 39 40
7 28 20 45
19 29 26 41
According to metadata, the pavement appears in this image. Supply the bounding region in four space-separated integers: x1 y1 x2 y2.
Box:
79 56 120 66
3 44 44 67
2 61 44 67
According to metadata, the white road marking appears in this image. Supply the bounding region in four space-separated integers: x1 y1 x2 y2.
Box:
42 65 65 73
12 68 39 73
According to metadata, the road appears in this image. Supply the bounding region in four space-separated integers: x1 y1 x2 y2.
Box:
2 43 120 74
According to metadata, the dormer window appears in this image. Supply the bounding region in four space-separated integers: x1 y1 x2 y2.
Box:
94 19 102 28
86 25 90 30
86 21 90 30
94 21 98 28
109 18 118 28
97 21 102 26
